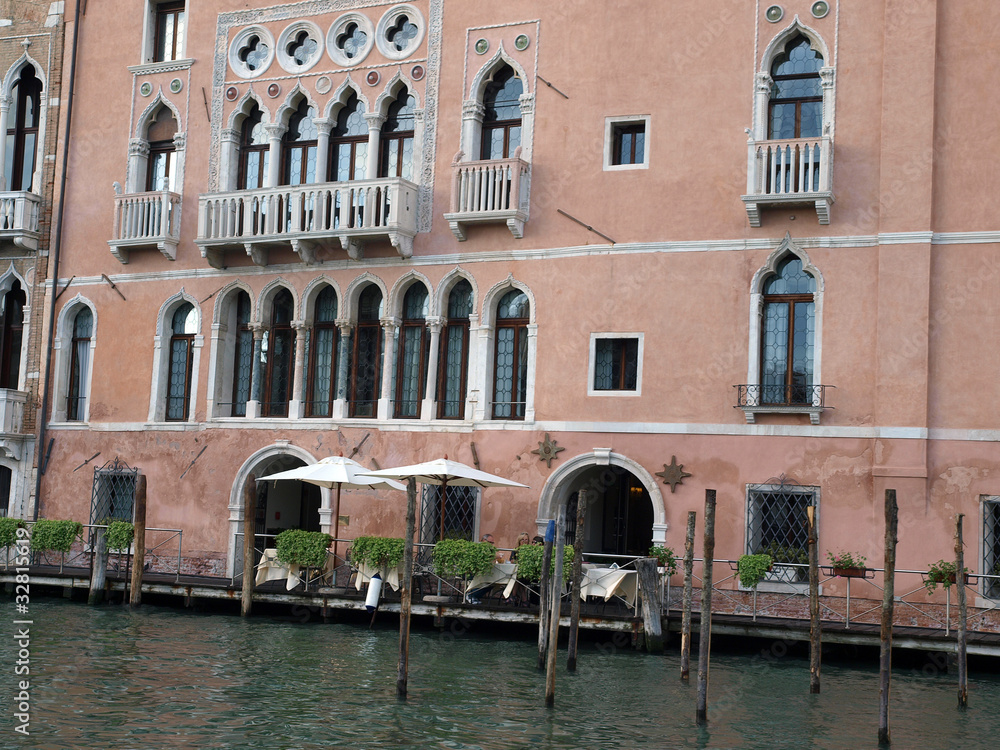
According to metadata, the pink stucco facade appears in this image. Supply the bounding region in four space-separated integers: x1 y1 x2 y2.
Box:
34 1 1000 596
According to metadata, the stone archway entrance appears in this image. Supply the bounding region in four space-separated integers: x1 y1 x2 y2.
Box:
227 443 327 577
537 449 667 559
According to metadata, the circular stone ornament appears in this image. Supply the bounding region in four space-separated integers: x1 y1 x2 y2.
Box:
169 78 183 94
765 5 784 22
225 86 239 101
811 1 830 18
316 76 332 94
139 81 153 97
366 70 380 86
474 38 489 55
267 83 281 98
514 34 529 51
410 64 424 81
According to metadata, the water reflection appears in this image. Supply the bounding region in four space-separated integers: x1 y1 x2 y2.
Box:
2 600 999 749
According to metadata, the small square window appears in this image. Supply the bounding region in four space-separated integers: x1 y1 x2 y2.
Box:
604 116 650 171
588 333 643 396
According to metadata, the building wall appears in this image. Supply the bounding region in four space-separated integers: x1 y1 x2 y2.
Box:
0 0 65 518
39 1 1000 596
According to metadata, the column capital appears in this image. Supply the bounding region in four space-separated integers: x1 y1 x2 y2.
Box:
364 112 387 129
264 123 287 140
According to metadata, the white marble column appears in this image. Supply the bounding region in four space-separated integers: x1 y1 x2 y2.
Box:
0 97 9 190
245 324 265 419
364 113 386 179
314 117 333 183
421 317 442 420
287 321 307 419
264 123 285 188
376 317 398 420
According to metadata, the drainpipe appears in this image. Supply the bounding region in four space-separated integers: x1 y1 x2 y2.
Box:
33 0 83 520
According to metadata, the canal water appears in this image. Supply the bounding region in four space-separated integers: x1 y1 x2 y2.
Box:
2 599 1000 749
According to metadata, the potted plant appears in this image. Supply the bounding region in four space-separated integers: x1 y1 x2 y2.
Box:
514 543 575 583
30 519 83 554
760 542 809 581
737 553 772 589
275 529 333 569
349 535 405 571
105 521 135 552
923 559 971 594
432 539 497 580
0 517 23 549
826 550 868 578
648 545 678 576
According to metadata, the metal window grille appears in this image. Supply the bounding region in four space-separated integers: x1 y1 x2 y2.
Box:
418 486 479 561
89 458 139 540
984 497 1000 598
747 481 817 583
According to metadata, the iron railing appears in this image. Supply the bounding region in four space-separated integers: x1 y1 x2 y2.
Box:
735 383 830 408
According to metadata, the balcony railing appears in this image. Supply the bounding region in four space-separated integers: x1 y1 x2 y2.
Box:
196 177 417 268
108 190 182 263
444 151 530 241
0 389 27 435
0 192 41 251
734 384 832 425
742 136 833 226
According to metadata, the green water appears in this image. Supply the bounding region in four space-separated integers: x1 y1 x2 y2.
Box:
1 599 999 749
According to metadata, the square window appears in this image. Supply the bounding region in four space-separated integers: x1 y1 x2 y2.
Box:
604 116 650 171
588 333 643 396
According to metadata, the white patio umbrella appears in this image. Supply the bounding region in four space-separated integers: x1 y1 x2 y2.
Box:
361 457 529 541
260 455 406 559
360 456 528 698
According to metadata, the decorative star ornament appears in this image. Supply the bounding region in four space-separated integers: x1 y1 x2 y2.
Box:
656 456 692 493
531 433 565 468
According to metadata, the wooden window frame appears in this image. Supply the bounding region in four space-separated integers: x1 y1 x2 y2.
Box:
154 1 186 63
760 291 814 405
6 68 41 193
260 293 295 418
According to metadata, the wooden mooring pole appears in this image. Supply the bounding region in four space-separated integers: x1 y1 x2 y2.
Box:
537 520 554 670
129 475 147 608
878 489 898 746
807 505 821 693
545 505 566 706
680 510 696 680
696 490 716 725
397 477 417 698
240 475 255 618
955 513 968 709
87 526 108 606
636 557 663 653
567 490 587 671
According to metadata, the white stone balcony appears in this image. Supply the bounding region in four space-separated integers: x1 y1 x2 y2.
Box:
196 178 417 268
0 389 26 434
108 190 182 263
742 136 834 226
0 192 41 251
444 151 530 241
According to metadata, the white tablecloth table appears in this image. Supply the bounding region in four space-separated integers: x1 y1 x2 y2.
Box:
578 567 638 607
466 562 518 599
354 561 402 592
254 548 302 591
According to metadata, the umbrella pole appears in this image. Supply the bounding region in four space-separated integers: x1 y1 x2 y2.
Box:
332 484 342 566
438 478 448 541
397 477 417 698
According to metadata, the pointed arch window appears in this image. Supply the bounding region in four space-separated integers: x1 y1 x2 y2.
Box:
438 280 472 419
238 105 269 190
5 66 42 192
146 106 178 192
261 290 295 418
379 88 415 180
330 94 368 182
67 307 93 421
760 257 815 405
281 100 318 186
394 284 428 418
166 303 197 420
769 35 823 140
481 66 522 160
0 280 25 390
349 285 382 418
492 289 529 420
306 286 338 417
230 291 253 417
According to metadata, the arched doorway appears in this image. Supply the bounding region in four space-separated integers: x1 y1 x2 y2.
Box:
537 449 668 560
227 444 327 576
